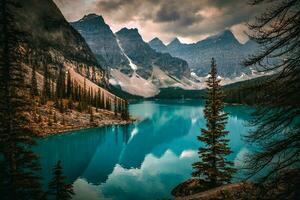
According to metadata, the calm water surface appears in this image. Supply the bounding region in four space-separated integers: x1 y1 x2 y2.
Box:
34 100 254 200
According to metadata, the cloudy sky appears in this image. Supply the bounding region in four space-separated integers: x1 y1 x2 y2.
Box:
54 0 264 44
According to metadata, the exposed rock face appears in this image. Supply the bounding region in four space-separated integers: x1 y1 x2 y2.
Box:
71 15 190 80
15 0 105 86
174 182 254 200
173 170 300 200
70 14 131 74
149 30 258 78
116 28 190 79
148 37 167 52
71 14 192 97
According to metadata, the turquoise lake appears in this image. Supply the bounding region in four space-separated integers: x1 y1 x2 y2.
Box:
34 100 255 200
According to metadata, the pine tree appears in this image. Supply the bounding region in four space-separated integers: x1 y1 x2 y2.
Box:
54 112 57 124
89 107 94 124
0 0 44 199
123 100 130 120
67 97 73 110
66 71 72 98
56 66 66 99
114 96 118 116
30 64 39 96
117 98 122 114
48 161 74 200
192 58 235 188
42 62 51 103
100 90 105 109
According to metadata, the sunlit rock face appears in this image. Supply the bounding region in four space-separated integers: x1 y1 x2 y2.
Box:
149 30 259 78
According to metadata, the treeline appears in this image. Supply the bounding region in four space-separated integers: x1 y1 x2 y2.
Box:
30 60 130 120
149 76 270 105
222 75 272 105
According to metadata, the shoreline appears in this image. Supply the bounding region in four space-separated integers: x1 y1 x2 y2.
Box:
36 118 137 138
25 101 138 137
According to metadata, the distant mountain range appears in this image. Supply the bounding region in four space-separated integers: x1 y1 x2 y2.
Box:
71 14 198 97
13 1 264 99
70 13 262 97
149 30 258 78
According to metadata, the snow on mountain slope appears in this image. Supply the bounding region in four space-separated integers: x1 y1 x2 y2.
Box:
109 66 206 97
116 37 138 71
109 69 158 98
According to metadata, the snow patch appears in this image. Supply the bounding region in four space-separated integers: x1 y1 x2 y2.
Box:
115 36 138 71
110 69 158 98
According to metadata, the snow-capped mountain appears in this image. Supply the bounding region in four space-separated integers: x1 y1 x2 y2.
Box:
149 30 259 78
72 14 199 97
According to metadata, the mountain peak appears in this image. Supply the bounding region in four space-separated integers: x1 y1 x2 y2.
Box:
195 29 239 46
116 28 143 41
167 37 182 49
170 37 181 45
118 27 139 34
219 29 235 39
71 13 110 31
149 37 167 52
149 37 165 45
150 37 162 42
79 13 104 22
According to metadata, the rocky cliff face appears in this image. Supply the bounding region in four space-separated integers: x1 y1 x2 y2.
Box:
70 14 132 74
71 14 193 97
15 0 105 86
149 30 258 78
71 15 190 80
116 28 190 80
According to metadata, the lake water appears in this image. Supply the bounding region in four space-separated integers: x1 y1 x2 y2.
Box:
34 100 255 200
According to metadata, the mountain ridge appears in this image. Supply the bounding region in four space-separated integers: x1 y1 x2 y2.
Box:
149 30 258 77
72 14 194 97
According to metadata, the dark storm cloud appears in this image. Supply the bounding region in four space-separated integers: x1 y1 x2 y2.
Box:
54 0 266 43
155 8 180 22
153 0 203 26
99 0 135 10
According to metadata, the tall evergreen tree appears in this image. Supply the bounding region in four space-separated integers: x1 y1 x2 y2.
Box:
192 58 235 188
30 64 39 96
66 71 72 98
120 100 130 120
89 107 94 124
42 61 51 102
48 161 74 200
114 96 118 116
0 0 43 199
56 66 66 99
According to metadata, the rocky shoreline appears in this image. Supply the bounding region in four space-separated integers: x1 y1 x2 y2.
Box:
172 169 300 200
35 118 135 137
24 101 136 137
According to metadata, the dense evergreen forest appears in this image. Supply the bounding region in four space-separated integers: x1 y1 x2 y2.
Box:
149 75 271 106
29 58 130 120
